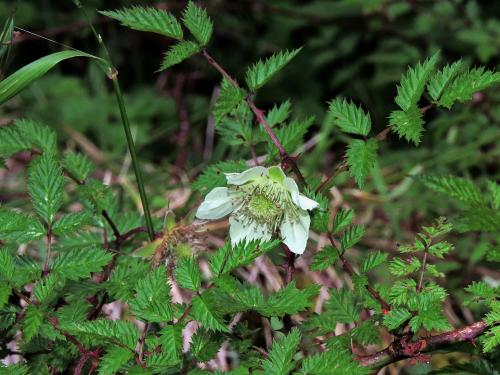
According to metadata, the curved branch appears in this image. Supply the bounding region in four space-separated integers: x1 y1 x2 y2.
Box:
356 320 488 369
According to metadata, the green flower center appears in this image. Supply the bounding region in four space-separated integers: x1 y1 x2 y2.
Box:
231 177 300 232
247 194 281 222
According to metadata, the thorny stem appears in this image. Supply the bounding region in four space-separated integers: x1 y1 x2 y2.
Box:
200 49 306 187
356 320 489 369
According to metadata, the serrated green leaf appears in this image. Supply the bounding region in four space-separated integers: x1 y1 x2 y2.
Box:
328 98 371 136
246 48 302 91
190 328 224 362
99 346 134 375
158 325 183 362
100 7 183 40
64 319 139 350
395 52 440 111
409 305 450 332
63 153 94 182
260 282 320 317
0 249 15 281
0 364 29 375
33 273 65 304
160 40 200 70
52 247 112 281
340 225 365 251
191 291 228 332
175 256 202 291
266 100 292 126
262 328 301 375
209 240 280 277
0 51 105 105
182 1 213 46
427 60 464 101
438 67 500 109
0 124 30 158
52 211 93 236
360 251 387 273
346 139 378 188
389 106 424 145
28 152 64 225
383 308 411 330
14 119 57 154
389 257 420 277
267 116 314 160
0 210 45 242
214 78 246 125
483 325 500 352
130 266 174 322
300 348 370 375
332 209 353 234
419 175 483 207
23 304 44 342
311 246 339 272
326 289 360 323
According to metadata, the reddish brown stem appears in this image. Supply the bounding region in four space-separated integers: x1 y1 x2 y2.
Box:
356 320 489 369
200 49 306 186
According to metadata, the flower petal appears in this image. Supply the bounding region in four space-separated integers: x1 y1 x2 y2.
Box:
284 177 318 211
225 166 268 186
280 210 311 255
268 165 286 183
229 216 272 246
298 194 319 210
196 187 237 220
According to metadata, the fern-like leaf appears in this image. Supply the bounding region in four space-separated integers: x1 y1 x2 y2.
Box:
328 98 371 136
160 40 200 70
262 328 301 375
245 48 302 91
182 1 213 46
99 7 183 40
346 139 378 188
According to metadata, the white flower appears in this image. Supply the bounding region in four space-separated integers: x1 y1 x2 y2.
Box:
196 166 319 254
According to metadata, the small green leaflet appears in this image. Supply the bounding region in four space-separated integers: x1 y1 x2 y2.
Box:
62 153 94 182
328 98 371 136
326 289 360 323
340 225 365 251
52 211 93 236
311 246 338 272
383 308 411 330
182 1 213 46
246 47 302 92
360 251 387 273
419 175 483 207
174 256 202 291
389 106 424 145
262 328 301 375
346 138 378 188
0 250 15 281
130 266 174 322
160 40 200 70
214 78 246 125
27 152 64 226
14 119 57 154
394 52 440 111
438 67 500 109
51 247 113 281
266 100 292 126
63 319 140 350
23 304 44 342
99 346 134 375
99 7 183 40
427 60 463 101
0 51 105 105
332 209 353 234
191 291 228 332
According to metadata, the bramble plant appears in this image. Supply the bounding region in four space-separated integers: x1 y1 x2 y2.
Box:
0 1 499 374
